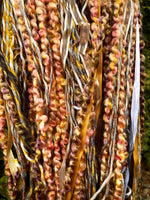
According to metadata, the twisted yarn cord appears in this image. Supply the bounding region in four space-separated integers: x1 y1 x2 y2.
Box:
0 0 145 200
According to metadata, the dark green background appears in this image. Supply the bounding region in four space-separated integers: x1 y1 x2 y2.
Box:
140 0 150 166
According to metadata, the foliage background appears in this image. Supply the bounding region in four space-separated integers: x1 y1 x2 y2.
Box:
0 0 150 199
140 0 150 166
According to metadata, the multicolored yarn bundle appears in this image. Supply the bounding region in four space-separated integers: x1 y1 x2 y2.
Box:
0 0 145 199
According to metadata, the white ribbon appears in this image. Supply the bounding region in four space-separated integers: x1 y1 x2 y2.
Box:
130 20 140 154
124 19 140 199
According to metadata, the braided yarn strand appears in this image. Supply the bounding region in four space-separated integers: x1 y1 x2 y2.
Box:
0 0 145 199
